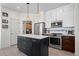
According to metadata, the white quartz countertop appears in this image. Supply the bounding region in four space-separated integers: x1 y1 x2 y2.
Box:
62 34 75 36
18 34 49 39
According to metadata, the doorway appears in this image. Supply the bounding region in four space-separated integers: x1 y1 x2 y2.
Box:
10 18 20 46
23 21 32 34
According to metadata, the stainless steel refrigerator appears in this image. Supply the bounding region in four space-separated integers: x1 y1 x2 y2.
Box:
34 22 45 35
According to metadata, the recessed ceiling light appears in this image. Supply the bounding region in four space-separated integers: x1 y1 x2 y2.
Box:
17 6 20 9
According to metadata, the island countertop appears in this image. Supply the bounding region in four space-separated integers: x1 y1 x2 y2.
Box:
18 34 49 39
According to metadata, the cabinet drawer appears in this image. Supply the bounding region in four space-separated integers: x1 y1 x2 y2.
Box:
62 36 69 39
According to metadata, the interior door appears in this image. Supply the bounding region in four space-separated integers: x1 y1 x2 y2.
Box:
10 18 20 46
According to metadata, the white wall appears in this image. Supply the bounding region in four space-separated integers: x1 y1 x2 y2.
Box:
1 7 22 48
74 4 79 56
0 4 1 48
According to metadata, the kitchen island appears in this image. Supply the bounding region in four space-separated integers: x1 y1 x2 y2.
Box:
17 34 49 56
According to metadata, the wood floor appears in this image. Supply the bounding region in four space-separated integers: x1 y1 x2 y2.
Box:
49 47 74 56
0 45 74 56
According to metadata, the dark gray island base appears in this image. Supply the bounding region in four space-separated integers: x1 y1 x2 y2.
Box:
17 34 49 56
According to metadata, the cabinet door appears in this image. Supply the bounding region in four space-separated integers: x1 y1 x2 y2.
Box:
63 4 74 27
21 37 32 49
17 37 22 49
51 9 57 22
45 11 52 28
45 9 57 28
22 37 32 55
62 36 75 53
32 39 40 56
57 7 63 21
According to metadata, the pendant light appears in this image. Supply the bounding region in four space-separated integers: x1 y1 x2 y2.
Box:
26 3 30 20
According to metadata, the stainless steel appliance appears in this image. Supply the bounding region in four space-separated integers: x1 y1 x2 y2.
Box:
50 33 62 49
51 21 62 28
68 30 74 35
34 22 45 35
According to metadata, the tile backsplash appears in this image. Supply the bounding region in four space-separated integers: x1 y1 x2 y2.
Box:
46 27 74 35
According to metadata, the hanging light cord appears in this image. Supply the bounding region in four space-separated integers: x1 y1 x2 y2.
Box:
27 3 29 18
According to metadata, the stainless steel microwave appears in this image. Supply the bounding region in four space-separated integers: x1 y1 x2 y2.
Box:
51 21 62 28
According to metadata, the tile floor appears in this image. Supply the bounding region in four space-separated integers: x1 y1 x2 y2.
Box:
0 45 74 56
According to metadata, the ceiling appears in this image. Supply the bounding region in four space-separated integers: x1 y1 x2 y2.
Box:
1 3 69 13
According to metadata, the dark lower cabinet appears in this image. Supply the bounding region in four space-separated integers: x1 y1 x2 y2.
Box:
17 36 49 56
62 36 75 53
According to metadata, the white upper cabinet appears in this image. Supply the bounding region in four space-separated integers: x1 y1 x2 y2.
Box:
45 11 52 28
45 4 74 28
51 9 57 22
56 7 63 21
62 4 74 27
